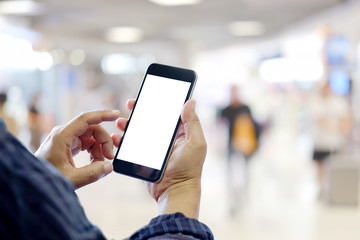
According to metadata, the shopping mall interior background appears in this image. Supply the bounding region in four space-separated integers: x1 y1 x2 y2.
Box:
1 0 360 239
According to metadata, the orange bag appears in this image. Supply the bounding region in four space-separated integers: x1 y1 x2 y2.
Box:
231 114 258 157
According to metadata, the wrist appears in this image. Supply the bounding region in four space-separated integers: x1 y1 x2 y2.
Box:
157 179 201 219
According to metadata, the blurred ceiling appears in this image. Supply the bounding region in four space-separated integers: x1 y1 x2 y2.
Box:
0 0 347 61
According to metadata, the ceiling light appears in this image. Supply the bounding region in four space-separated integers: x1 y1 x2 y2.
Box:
228 21 265 37
50 49 65 65
105 27 144 43
149 0 202 6
101 53 137 75
69 49 86 66
0 0 39 14
35 52 53 71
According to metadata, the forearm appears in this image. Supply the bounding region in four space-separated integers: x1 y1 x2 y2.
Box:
130 181 214 240
157 180 201 219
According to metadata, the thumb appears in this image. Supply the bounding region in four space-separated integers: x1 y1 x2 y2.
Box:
70 161 113 188
182 100 205 143
181 99 198 124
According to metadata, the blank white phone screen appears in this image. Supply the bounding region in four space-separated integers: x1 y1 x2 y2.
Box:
117 74 191 170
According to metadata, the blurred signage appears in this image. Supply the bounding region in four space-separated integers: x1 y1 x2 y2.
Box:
329 69 350 96
325 35 349 65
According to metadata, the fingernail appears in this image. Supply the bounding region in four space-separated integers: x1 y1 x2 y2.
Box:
112 110 120 115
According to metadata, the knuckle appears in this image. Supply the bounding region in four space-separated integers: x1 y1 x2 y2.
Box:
193 114 200 122
51 125 63 135
191 137 207 152
77 112 89 122
198 140 207 153
48 125 65 142
86 170 100 183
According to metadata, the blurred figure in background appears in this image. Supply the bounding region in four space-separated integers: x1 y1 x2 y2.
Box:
309 82 351 197
27 93 42 152
220 85 260 215
0 92 18 136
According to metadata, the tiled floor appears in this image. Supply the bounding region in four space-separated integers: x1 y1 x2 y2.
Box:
76 149 360 240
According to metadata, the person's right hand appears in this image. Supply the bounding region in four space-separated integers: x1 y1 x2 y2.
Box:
36 110 120 189
114 99 207 219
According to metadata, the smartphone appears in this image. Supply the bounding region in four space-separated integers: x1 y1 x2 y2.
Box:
113 63 197 182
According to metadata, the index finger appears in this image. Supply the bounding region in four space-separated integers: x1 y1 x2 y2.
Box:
64 110 121 138
126 99 135 111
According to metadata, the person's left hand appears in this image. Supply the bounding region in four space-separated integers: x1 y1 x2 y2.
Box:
35 110 121 189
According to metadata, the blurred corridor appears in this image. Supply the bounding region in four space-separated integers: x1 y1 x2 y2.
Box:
75 118 360 239
1 0 360 239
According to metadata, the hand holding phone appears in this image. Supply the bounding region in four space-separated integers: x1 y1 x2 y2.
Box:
113 63 197 182
115 99 207 218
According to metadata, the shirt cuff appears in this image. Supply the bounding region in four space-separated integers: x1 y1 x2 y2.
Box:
128 212 214 240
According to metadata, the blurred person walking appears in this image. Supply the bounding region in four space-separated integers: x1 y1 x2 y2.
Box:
27 93 42 152
0 92 18 136
220 85 259 215
309 82 351 198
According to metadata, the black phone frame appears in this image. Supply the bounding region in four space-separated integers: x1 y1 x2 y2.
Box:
113 63 197 182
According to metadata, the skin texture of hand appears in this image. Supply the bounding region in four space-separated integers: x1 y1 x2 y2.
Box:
35 110 121 189
114 99 207 219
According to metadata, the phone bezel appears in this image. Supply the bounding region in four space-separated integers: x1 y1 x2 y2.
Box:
113 63 197 182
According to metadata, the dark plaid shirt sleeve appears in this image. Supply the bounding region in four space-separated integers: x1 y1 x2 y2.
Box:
0 119 214 240
0 119 106 240
128 213 214 240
